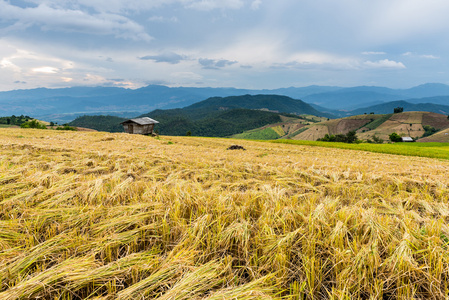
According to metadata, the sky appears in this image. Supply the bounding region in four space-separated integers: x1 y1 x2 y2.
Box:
0 0 448 91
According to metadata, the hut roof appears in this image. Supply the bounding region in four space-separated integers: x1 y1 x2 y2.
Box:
120 117 159 125
401 137 414 142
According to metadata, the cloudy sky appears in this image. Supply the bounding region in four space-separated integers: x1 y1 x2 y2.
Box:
0 0 448 91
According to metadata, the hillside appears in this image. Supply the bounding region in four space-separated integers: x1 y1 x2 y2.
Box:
186 94 333 118
139 94 329 137
69 115 127 132
285 111 449 141
143 108 295 137
67 94 328 136
231 115 328 140
417 128 449 142
2 128 449 298
350 100 449 116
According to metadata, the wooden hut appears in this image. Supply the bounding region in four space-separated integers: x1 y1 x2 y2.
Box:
120 117 159 135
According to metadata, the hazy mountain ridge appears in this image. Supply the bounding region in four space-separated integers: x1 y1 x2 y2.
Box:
2 83 449 123
349 100 449 116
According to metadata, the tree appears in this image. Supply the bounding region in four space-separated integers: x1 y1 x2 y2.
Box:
186 130 192 136
345 130 358 143
422 125 438 137
372 135 384 144
393 107 404 114
389 132 402 142
317 131 358 143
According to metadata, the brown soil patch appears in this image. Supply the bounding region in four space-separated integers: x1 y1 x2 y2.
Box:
422 112 449 130
418 128 449 142
293 125 329 141
75 127 98 132
327 119 372 135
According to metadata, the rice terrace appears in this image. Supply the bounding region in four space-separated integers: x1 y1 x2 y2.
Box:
2 128 449 299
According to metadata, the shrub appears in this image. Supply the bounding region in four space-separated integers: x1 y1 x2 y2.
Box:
393 107 404 113
389 132 402 142
317 131 359 143
371 135 384 144
422 125 438 138
56 125 77 131
20 120 47 129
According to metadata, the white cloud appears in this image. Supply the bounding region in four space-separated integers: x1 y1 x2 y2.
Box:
0 59 21 72
363 59 406 69
185 0 245 11
148 15 179 23
0 2 152 41
362 51 386 55
32 66 58 73
250 0 262 10
361 0 449 44
402 52 440 59
38 0 250 13
421 54 440 59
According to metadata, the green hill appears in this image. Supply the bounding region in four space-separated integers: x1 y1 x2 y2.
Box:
143 108 294 137
186 94 333 118
350 100 449 115
68 94 335 137
69 115 126 132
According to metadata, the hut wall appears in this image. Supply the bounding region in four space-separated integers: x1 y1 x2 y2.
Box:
122 124 131 133
121 123 155 135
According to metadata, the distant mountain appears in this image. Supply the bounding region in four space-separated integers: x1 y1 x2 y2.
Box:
401 83 449 98
302 83 449 110
0 85 257 123
303 90 400 110
185 94 333 118
349 100 449 116
3 83 449 123
405 95 449 106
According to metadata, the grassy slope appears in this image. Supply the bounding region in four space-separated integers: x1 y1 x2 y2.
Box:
232 127 282 140
2 129 449 298
271 139 449 160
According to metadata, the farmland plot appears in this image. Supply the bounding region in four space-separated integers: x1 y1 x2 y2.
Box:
1 128 449 299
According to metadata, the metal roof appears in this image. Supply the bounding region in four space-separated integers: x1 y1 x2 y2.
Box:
121 117 159 125
401 137 414 142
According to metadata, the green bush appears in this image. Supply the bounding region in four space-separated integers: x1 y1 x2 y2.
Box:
20 120 47 129
317 130 359 143
422 125 438 138
56 125 77 131
389 132 402 142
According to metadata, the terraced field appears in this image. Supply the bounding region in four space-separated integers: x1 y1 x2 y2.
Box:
1 128 449 299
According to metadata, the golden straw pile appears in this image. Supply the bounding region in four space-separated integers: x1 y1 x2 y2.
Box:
1 128 449 299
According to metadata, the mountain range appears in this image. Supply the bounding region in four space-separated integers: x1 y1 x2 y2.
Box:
69 94 327 137
2 83 449 123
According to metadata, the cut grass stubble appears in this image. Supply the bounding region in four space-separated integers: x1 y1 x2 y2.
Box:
1 128 449 299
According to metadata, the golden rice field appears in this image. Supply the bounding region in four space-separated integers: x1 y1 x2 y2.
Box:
1 128 449 299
